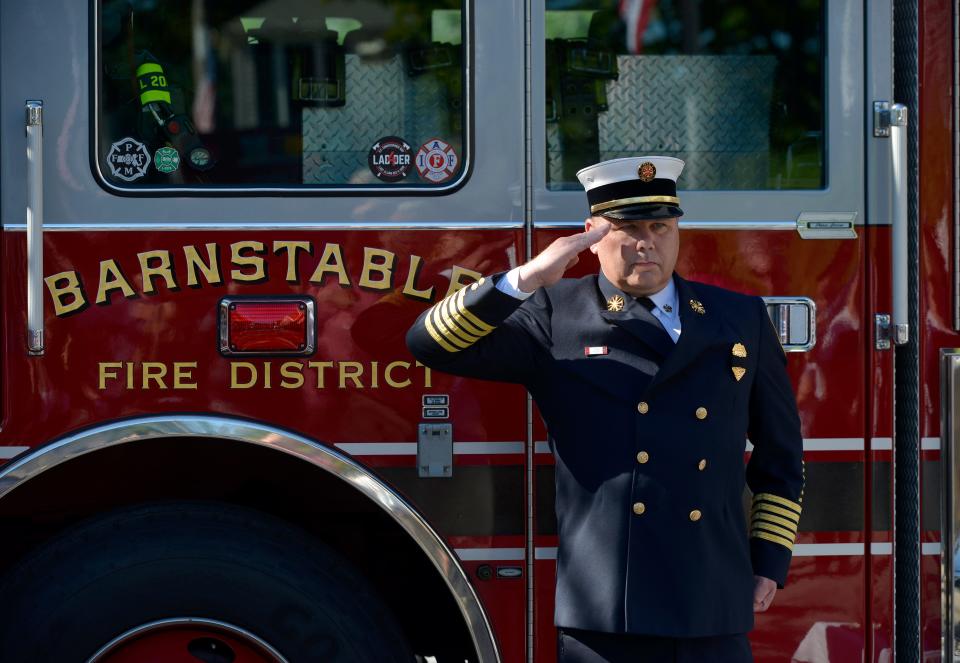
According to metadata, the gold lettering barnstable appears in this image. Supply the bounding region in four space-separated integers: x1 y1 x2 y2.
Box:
45 241 484 318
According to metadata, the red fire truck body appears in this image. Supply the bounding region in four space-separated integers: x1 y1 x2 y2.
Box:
0 0 955 661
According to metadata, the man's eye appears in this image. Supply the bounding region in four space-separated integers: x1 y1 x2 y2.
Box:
651 223 665 231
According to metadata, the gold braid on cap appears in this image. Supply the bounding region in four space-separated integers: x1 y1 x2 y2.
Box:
590 195 680 214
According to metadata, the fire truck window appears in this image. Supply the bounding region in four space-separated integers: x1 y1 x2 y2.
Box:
97 0 466 190
545 0 825 191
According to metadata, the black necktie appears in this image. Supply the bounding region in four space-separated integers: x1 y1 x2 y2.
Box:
637 297 674 343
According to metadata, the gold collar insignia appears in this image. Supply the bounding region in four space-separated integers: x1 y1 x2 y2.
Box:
606 295 625 312
689 299 705 315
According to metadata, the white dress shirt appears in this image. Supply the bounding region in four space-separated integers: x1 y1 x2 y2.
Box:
495 267 682 342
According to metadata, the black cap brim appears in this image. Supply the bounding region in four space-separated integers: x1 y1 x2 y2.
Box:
601 204 684 221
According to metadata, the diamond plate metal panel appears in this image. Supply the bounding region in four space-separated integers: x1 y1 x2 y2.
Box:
548 55 777 190
303 54 461 184
303 56 402 184
547 123 564 186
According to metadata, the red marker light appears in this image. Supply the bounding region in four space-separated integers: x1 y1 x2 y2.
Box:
220 299 314 354
167 120 181 134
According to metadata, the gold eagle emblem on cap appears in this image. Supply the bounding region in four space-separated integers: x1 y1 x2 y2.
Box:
638 161 657 183
732 343 747 358
689 299 705 314
607 295 625 312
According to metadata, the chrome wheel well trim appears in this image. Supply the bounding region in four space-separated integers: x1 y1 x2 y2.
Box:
0 415 499 663
87 617 288 663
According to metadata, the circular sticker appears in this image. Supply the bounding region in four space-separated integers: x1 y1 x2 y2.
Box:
154 146 181 174
368 136 413 182
106 137 150 182
415 139 459 184
188 147 214 171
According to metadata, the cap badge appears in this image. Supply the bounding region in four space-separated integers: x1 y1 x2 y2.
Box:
607 295 625 312
689 299 705 315
732 343 747 358
732 367 746 382
638 161 657 183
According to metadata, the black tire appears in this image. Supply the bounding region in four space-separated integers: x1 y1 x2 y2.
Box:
0 502 412 662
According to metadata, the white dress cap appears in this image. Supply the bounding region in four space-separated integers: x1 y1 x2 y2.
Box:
576 156 685 191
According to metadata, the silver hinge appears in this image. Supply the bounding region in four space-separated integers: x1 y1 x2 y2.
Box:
874 101 892 137
875 314 891 350
874 101 908 138
893 323 909 346
27 329 44 356
418 423 453 478
875 314 907 348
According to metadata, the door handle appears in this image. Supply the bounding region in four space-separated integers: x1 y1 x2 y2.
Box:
876 101 910 345
762 297 816 352
889 103 909 345
25 100 44 356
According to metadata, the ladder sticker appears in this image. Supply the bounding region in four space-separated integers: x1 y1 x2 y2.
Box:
368 136 413 182
106 138 150 181
415 138 458 184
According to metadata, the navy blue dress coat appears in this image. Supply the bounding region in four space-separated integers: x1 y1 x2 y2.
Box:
406 270 804 638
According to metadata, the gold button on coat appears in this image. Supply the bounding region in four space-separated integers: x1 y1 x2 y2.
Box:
637 402 649 414
689 509 702 521
698 459 707 471
695 407 708 420
637 451 650 464
633 502 646 515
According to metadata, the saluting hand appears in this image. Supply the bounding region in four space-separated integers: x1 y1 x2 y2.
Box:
517 220 611 292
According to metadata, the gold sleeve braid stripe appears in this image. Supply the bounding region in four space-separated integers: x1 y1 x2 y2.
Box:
453 287 495 332
752 493 802 520
445 291 488 337
752 502 801 524
427 304 473 350
431 303 475 347
423 310 461 353
750 492 801 551
751 530 794 551
750 519 796 541
443 289 496 343
422 288 497 353
750 511 798 532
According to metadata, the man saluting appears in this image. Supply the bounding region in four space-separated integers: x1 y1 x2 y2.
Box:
406 157 804 663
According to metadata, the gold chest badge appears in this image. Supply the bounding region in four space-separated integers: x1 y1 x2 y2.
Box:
731 343 748 381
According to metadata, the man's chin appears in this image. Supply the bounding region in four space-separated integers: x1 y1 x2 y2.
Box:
621 277 667 296
626 271 662 286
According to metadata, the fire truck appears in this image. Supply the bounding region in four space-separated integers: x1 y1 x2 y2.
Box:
0 0 953 661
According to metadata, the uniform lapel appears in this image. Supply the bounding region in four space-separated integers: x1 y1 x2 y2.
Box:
647 275 724 391
597 272 675 359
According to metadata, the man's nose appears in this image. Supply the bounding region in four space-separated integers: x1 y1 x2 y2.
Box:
633 232 652 249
